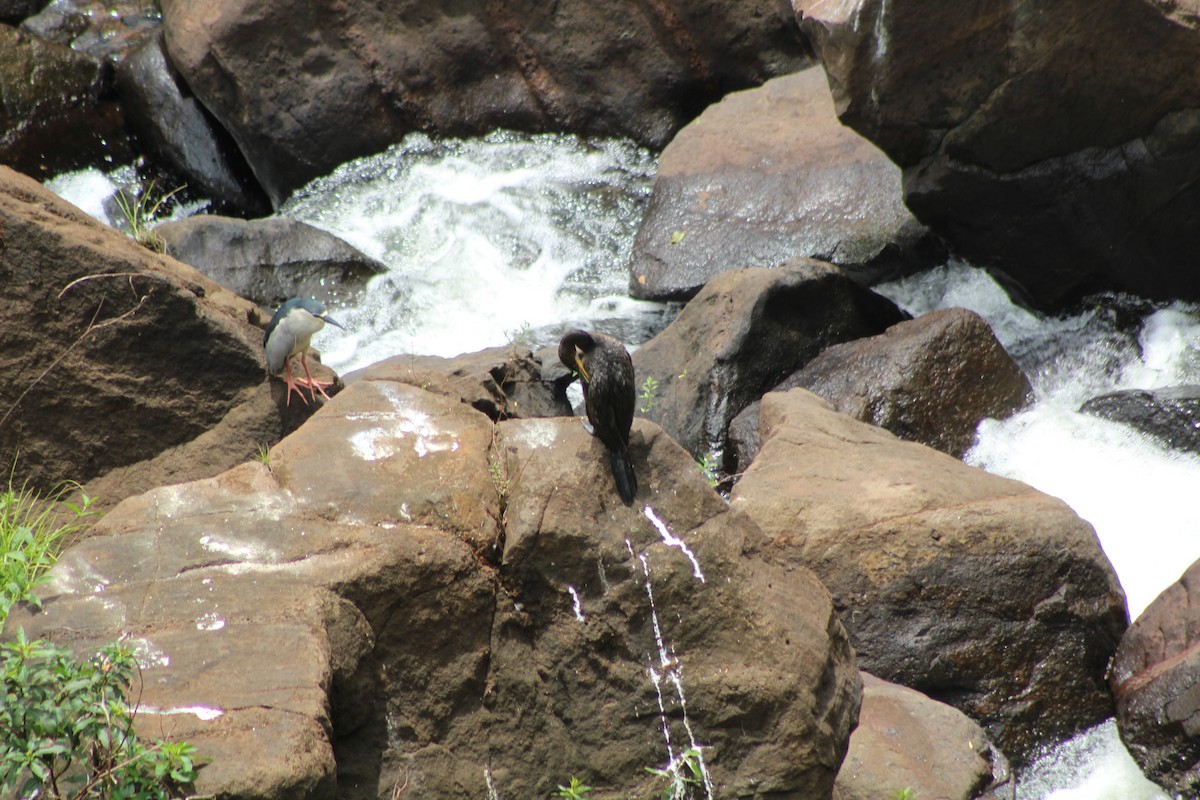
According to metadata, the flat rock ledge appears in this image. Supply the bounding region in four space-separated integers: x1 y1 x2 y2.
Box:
6 373 861 800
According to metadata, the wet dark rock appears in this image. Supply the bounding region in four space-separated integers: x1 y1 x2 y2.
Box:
0 0 47 24
795 0 1200 310
114 32 269 216
158 0 812 206
732 387 1129 765
629 67 944 302
0 24 131 178
1110 557 1200 796
837 673 1011 800
732 307 1031 469
633 259 909 463
1080 386 1200 454
154 215 385 309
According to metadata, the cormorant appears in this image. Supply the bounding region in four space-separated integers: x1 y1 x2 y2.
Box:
264 298 345 405
559 329 637 505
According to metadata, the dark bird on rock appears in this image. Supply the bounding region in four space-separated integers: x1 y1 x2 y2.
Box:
264 298 345 405
559 329 637 505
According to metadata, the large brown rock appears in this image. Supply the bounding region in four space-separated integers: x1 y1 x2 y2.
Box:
8 375 862 800
158 0 812 206
729 307 1031 470
633 260 908 463
731 388 1128 764
791 307 1031 458
795 0 1200 309
0 166 329 511
1110 558 1200 796
629 67 944 301
836 673 1011 800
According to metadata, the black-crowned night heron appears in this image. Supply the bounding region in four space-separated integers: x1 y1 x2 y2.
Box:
559 329 637 505
264 298 345 405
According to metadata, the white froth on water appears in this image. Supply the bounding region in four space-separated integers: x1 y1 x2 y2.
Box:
1016 721 1166 799
877 262 1200 621
877 262 1196 799
45 167 121 223
279 130 662 371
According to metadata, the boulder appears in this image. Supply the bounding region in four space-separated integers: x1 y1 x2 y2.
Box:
629 67 944 301
1080 386 1200 455
154 215 385 309
113 33 270 216
158 0 812 206
836 673 1011 800
633 260 908 463
0 24 130 178
7 376 862 800
0 166 324 510
349 345 572 422
1110 557 1200 796
732 307 1031 468
795 0 1200 309
731 388 1128 764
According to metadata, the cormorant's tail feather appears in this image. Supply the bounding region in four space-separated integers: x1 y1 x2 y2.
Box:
609 448 637 506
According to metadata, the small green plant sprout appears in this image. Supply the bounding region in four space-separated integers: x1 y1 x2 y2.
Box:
113 180 186 254
669 229 686 245
504 322 534 350
553 776 592 799
638 374 659 413
0 477 96 625
890 788 917 800
0 630 202 799
252 443 272 466
696 450 720 489
646 746 710 800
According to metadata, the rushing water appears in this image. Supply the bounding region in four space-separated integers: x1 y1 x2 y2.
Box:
46 136 1198 799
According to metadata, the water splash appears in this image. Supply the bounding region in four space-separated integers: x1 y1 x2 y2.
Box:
1015 721 1167 799
279 130 664 371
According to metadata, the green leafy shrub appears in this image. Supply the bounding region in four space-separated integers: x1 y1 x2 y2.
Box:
0 480 94 626
0 630 201 798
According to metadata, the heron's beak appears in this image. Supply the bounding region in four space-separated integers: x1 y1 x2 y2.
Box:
321 314 346 331
573 352 590 383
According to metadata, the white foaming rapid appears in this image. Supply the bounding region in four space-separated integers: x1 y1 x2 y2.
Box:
278 131 664 371
877 262 1195 799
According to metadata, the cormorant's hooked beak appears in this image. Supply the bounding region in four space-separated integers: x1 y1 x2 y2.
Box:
573 351 590 383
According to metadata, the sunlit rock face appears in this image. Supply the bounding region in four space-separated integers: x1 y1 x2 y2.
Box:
795 0 1200 310
7 374 862 800
732 387 1129 766
1110 558 1200 797
628 67 945 302
158 0 813 206
0 165 286 503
